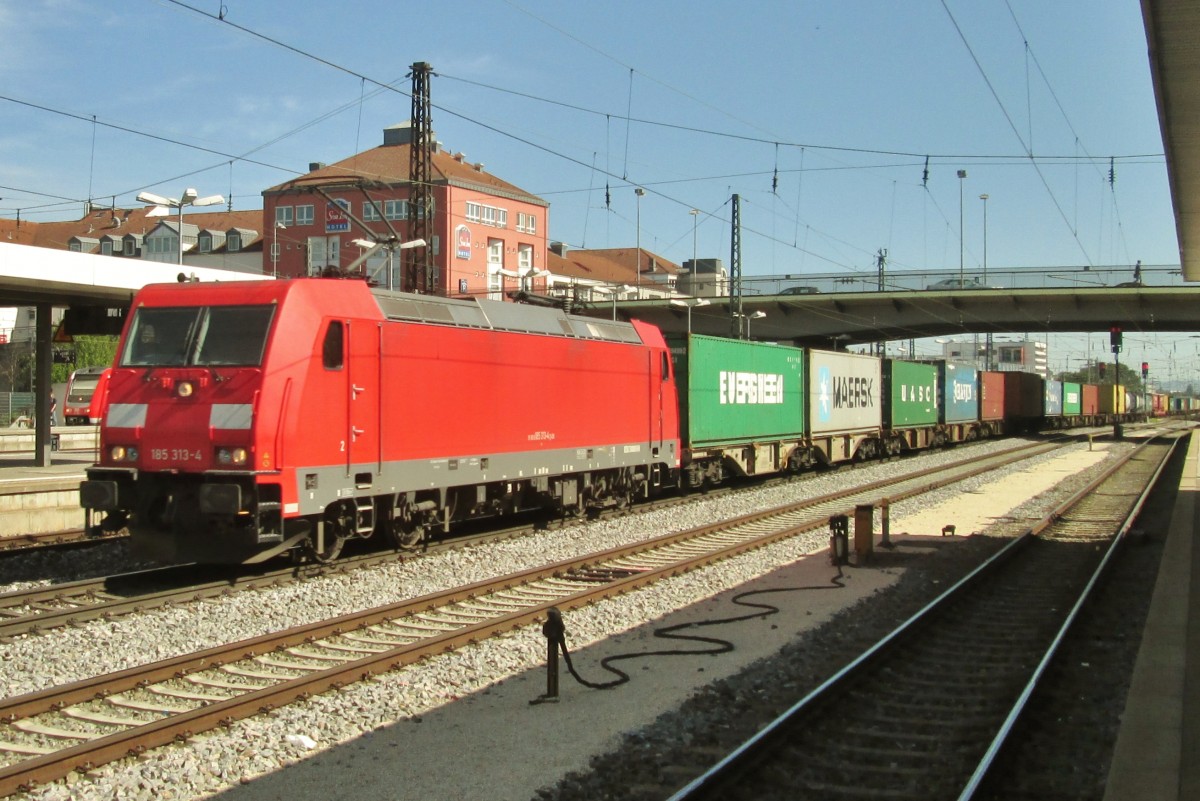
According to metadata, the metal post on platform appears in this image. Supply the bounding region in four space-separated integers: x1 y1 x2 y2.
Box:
880 497 891 548
855 504 874 563
531 607 564 705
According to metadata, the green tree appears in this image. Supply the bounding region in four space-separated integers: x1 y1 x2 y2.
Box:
1055 359 1144 394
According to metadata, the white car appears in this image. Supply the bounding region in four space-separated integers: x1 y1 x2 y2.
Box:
925 278 999 290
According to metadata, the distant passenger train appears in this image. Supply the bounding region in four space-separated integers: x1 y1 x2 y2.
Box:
63 366 110 426
80 278 1157 565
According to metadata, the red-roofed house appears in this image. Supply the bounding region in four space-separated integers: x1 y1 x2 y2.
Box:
264 123 549 298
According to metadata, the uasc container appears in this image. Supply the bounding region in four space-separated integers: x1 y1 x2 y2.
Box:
884 360 939 428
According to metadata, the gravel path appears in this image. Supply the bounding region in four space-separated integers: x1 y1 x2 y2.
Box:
0 438 1137 801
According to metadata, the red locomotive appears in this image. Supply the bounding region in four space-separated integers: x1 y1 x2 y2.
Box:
80 279 680 563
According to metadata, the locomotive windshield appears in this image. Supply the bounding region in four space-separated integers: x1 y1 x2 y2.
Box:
121 305 275 367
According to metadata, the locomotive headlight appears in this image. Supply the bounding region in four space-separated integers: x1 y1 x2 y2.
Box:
177 381 194 398
216 447 248 466
110 445 138 462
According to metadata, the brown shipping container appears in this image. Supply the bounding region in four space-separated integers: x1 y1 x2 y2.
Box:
1099 384 1127 414
1081 384 1100 415
980 371 1005 420
1002 372 1043 419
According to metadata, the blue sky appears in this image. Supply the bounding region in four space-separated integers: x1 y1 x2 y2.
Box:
0 1 1189 383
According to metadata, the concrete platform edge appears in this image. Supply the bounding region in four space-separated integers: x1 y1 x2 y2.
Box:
1103 430 1197 800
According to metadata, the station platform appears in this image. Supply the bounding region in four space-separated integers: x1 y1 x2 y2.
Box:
0 428 95 535
1104 428 1200 800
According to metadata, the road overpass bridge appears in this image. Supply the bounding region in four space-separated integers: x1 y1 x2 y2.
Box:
589 286 1200 347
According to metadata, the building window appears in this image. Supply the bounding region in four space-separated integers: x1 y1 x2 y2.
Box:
487 238 504 300
198 233 212 253
124 240 135 256
296 205 314 226
363 201 383 222
276 206 293 227
101 241 113 256
517 213 537 234
518 244 532 272
384 199 407 221
467 201 506 228
69 242 81 252
228 233 242 252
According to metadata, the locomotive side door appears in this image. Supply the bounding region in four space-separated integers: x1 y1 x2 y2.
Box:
345 320 383 475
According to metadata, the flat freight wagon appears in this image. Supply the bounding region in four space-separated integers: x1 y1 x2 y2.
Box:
883 359 940 452
979 371 1006 435
937 361 980 443
1063 382 1083 416
1002 371 1044 427
670 334 807 483
1099 385 1127 415
807 349 883 463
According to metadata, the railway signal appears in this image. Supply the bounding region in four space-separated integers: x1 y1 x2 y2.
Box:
1142 362 1149 379
1110 324 1123 354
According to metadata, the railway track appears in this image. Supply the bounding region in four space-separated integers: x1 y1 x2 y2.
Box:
0 437 1088 794
0 439 1066 641
663 432 1180 801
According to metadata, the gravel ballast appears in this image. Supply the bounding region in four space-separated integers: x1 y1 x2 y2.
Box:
0 438 1149 801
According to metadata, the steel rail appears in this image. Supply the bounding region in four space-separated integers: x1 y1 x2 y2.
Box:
0 439 1062 639
0 438 1078 794
664 432 1180 801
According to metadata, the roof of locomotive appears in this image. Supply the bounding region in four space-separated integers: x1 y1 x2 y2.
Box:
129 278 649 347
370 286 645 345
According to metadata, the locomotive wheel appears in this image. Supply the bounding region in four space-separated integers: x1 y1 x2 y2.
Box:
309 502 352 563
388 499 426 550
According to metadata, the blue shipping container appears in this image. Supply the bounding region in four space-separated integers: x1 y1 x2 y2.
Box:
939 361 979 424
1044 380 1063 416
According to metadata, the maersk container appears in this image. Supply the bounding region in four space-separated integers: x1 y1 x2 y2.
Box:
673 334 805 447
807 349 882 435
1099 384 1127 414
1044 379 1063 417
1002 371 1044 419
980 372 1006 421
884 360 939 428
938 361 978 424
1062 382 1082 416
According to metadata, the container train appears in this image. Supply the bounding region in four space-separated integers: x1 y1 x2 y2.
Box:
80 278 1148 565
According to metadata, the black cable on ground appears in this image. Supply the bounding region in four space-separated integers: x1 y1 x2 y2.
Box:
555 567 847 690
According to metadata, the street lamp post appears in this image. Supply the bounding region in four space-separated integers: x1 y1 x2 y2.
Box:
689 208 700 273
137 188 225 266
980 192 990 369
635 188 645 298
733 310 766 340
957 170 967 286
669 297 710 334
273 221 286 278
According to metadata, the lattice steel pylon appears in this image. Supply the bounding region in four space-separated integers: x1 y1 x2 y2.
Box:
729 193 743 338
405 62 437 294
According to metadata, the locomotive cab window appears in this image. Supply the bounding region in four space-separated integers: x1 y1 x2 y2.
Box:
322 321 344 370
121 305 275 368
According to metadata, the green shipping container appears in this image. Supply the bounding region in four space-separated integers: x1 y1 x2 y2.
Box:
672 334 806 448
1062 382 1082 415
885 360 939 427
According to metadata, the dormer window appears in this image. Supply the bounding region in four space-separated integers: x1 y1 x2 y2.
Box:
228 233 242 252
198 233 212 253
